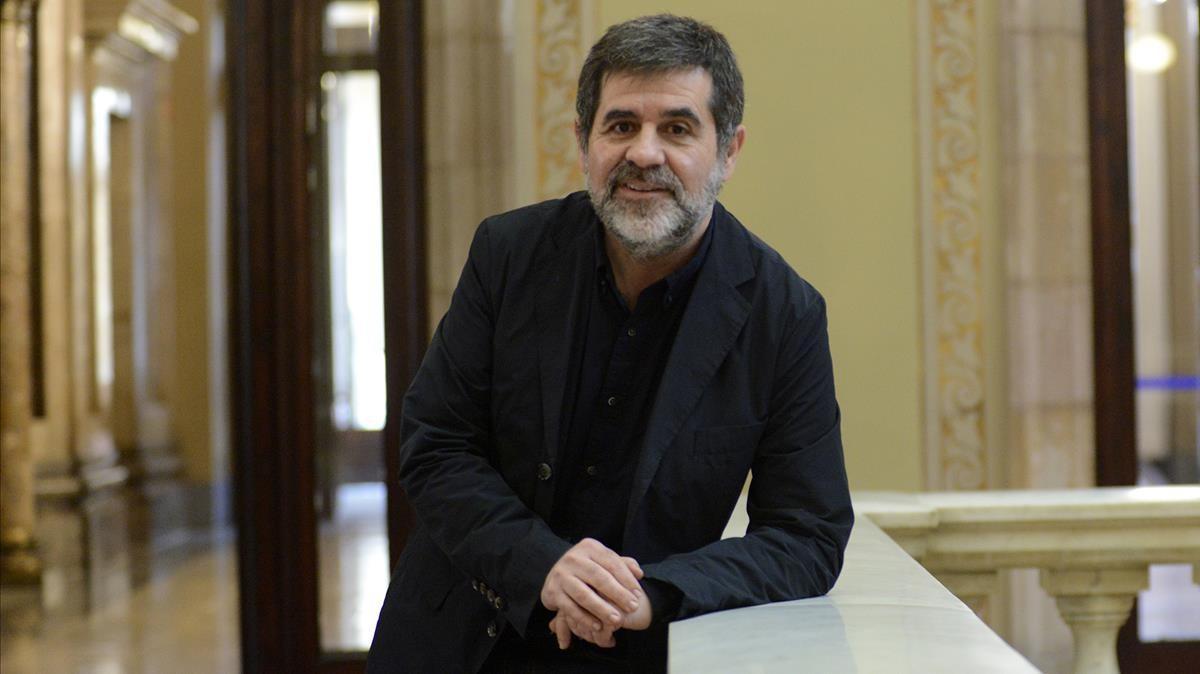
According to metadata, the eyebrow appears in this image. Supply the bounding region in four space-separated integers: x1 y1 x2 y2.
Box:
663 107 702 125
599 107 704 126
601 109 638 125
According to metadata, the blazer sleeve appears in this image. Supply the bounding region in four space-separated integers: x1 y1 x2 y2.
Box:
397 221 571 636
640 293 854 619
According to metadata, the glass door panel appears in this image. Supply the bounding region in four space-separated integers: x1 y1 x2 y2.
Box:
313 0 389 654
1125 0 1200 645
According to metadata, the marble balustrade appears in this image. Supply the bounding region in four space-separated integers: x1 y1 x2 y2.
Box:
855 487 1200 674
672 515 1038 672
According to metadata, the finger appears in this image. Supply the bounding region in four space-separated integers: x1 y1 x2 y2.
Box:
598 553 642 598
566 616 613 649
582 557 641 614
594 625 617 648
563 575 623 629
622 556 644 580
552 615 572 650
557 592 608 635
578 542 642 594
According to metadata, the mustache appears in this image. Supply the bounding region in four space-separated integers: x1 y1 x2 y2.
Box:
605 162 683 199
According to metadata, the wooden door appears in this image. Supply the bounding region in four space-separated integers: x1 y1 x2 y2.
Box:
226 1 425 671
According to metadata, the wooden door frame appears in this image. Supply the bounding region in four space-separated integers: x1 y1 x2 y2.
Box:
227 0 425 671
1086 1 1199 671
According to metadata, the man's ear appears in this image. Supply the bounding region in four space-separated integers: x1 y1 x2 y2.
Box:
721 125 747 179
575 120 588 173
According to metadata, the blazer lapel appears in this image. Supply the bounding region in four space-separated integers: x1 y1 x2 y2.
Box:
534 224 594 467
624 207 755 533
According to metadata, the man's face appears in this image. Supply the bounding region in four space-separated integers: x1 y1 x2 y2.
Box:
580 68 744 259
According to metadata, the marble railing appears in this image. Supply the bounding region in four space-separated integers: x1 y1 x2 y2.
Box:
671 504 1039 672
855 486 1200 674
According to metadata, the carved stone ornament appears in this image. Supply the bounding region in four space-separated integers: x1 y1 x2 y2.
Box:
918 0 989 490
534 0 587 200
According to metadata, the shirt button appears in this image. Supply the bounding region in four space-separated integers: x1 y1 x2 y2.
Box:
607 396 619 407
586 465 598 477
537 463 552 481
486 621 498 638
626 327 637 337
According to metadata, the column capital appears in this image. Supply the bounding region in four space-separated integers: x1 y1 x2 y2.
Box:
1039 567 1149 674
1039 567 1149 597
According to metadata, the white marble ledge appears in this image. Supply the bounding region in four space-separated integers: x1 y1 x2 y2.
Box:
852 486 1200 569
670 518 1038 673
854 486 1200 527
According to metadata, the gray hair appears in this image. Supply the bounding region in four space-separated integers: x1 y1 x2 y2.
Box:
575 14 745 153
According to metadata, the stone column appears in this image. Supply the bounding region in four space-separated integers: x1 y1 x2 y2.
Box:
935 570 1007 630
1040 567 1149 674
999 2 1096 669
83 0 196 484
0 0 43 585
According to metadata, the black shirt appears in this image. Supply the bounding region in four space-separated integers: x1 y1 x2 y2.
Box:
552 221 713 549
490 219 713 669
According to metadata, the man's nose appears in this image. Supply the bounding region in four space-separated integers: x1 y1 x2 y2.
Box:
624 128 665 168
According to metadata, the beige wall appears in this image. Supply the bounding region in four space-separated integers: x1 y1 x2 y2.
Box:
597 2 923 489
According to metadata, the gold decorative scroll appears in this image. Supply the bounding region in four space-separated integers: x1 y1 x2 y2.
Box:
534 0 586 200
918 0 987 490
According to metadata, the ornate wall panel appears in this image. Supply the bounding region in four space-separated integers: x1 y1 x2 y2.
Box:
917 0 991 490
533 0 590 201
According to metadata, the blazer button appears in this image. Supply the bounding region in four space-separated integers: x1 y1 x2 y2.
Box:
471 580 479 591
494 596 505 610
486 621 498 638
486 589 497 602
537 463 552 481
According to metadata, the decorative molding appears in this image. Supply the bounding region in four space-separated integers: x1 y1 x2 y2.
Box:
917 0 988 490
533 0 586 201
85 0 197 62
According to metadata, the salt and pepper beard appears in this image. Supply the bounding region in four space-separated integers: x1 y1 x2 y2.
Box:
587 158 726 260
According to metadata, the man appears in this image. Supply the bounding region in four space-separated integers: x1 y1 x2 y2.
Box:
367 14 852 673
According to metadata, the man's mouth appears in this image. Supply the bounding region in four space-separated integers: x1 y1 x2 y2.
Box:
617 181 670 196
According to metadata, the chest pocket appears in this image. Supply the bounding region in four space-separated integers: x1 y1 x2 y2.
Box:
692 422 766 464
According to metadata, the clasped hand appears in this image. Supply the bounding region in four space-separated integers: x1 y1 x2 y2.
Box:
540 538 652 649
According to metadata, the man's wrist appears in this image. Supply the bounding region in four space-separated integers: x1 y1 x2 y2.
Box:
639 578 682 625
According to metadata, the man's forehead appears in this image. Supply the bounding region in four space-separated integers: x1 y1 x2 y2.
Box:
595 67 705 98
597 67 712 103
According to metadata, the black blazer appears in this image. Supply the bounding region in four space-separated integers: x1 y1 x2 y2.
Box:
367 193 853 673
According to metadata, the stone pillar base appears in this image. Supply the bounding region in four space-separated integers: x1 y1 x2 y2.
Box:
0 527 41 585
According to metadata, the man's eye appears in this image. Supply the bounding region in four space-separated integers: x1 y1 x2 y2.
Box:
667 124 690 136
611 122 634 134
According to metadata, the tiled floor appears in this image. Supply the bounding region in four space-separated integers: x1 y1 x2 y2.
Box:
1 527 240 673
318 482 391 652
0 483 393 673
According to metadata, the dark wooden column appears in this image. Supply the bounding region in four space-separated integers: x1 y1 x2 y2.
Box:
378 0 426 571
1086 0 1136 490
227 0 321 670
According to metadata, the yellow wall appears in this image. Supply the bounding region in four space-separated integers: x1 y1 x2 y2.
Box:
597 2 923 489
170 0 228 493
